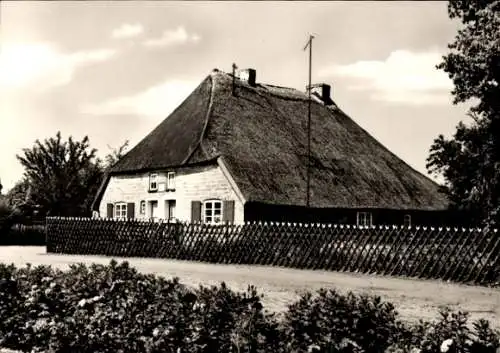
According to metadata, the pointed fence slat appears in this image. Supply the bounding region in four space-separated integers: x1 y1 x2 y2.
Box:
363 227 383 273
409 227 437 278
45 217 499 286
349 228 373 273
328 227 352 270
465 231 494 282
446 229 482 281
469 232 500 284
396 227 427 277
433 229 469 280
253 223 271 265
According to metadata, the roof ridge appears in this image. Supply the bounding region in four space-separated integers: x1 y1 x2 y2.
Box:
182 75 216 164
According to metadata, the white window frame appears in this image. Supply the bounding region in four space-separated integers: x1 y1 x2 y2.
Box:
356 212 372 227
404 214 412 228
149 173 158 191
167 172 176 190
114 202 127 220
203 199 223 224
139 200 146 215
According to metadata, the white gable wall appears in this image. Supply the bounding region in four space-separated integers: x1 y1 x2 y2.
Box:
98 163 245 224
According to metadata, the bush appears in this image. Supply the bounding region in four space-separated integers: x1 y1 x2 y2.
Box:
282 289 405 353
0 198 45 245
0 200 16 234
0 261 498 353
0 225 46 246
0 261 282 353
387 309 500 353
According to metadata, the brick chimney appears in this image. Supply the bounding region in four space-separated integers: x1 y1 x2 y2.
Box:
307 83 333 105
238 68 256 86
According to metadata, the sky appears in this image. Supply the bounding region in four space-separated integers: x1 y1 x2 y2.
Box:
0 1 470 193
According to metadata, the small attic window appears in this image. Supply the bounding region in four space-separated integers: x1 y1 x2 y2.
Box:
149 173 158 192
357 212 372 227
166 172 176 190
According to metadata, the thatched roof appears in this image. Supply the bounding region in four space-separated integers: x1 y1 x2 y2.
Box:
107 70 448 211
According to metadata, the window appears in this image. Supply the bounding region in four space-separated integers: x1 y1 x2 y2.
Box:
167 172 176 190
356 212 372 227
139 200 146 215
203 200 223 224
149 173 158 191
114 203 127 220
404 214 412 228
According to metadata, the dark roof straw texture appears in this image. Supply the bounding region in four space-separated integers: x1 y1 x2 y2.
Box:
109 70 448 211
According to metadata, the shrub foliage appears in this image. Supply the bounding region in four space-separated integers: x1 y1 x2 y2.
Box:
0 261 498 353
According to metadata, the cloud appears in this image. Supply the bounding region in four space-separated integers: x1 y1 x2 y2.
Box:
0 42 116 91
143 26 201 47
80 79 198 119
318 50 454 105
111 23 144 39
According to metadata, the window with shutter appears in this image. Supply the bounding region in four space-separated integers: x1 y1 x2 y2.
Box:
203 199 223 224
114 203 127 220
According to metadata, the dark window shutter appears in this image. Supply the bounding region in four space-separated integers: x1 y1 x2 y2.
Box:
107 203 114 218
127 203 135 219
223 200 235 223
191 201 201 223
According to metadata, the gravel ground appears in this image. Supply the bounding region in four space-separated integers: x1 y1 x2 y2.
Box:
1 246 499 328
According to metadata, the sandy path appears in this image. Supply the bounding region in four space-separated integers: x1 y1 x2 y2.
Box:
1 246 498 328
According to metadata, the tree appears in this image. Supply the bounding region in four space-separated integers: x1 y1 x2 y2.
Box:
17 132 103 217
104 140 129 171
5 178 31 209
426 0 500 227
15 135 129 218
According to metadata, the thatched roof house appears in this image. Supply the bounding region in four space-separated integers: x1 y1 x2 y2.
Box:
94 69 453 226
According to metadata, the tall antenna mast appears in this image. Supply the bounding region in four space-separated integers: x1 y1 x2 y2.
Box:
303 34 314 208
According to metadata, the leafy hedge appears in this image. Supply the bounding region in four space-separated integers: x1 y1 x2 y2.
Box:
0 200 46 246
0 261 498 353
0 225 46 246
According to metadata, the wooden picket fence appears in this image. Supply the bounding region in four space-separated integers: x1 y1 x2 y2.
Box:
46 217 500 286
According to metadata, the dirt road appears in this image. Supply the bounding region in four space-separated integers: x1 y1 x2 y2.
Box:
1 246 498 328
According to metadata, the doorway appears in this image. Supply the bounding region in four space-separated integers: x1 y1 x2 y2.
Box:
149 200 159 219
165 199 176 221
